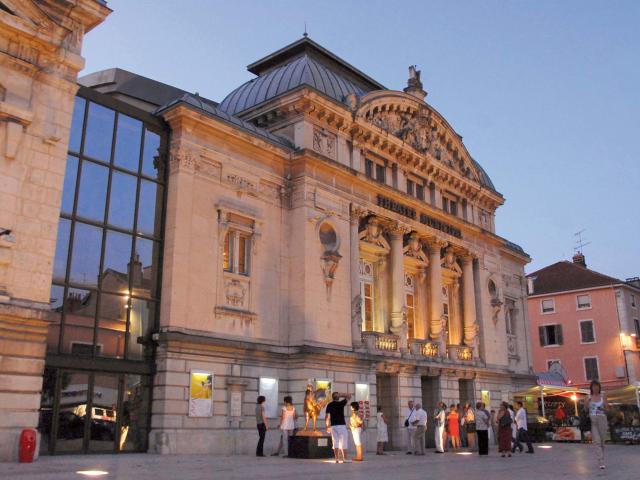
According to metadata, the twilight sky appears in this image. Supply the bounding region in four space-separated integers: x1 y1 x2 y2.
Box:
82 0 640 279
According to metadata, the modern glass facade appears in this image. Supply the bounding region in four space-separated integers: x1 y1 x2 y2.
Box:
39 87 166 455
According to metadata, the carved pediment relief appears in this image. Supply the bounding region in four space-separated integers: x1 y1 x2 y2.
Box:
403 232 428 265
368 108 435 155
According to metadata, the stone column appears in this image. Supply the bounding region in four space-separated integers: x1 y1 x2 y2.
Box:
448 280 463 345
462 255 478 346
428 240 446 344
350 205 365 348
389 225 407 334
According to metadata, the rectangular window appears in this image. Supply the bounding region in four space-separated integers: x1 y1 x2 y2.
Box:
632 294 636 308
442 197 450 213
365 159 374 178
406 179 414 196
539 324 563 346
584 357 599 381
580 320 595 343
362 281 374 331
635 318 640 337
223 230 250 275
450 201 458 216
405 293 415 339
541 299 555 314
416 184 424 201
375 164 386 183
577 294 591 309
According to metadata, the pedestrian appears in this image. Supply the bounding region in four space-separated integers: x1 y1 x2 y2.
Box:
447 404 460 450
272 395 297 457
507 403 520 453
325 392 352 463
585 380 608 470
459 404 467 448
376 406 388 455
464 402 476 450
255 395 268 457
349 402 364 462
490 409 498 445
475 402 490 456
404 400 416 454
514 401 534 454
497 404 512 458
412 402 428 455
434 402 446 453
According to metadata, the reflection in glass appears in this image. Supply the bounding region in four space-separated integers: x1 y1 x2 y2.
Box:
141 129 161 178
108 172 137 230
133 237 158 298
61 156 78 215
69 223 102 287
102 231 132 291
114 114 142 172
127 299 154 360
96 293 127 359
47 284 65 353
88 374 119 452
68 97 85 153
60 287 97 355
84 102 115 161
76 161 108 222
38 368 57 455
52 218 71 283
137 180 161 236
55 371 89 453
120 374 149 452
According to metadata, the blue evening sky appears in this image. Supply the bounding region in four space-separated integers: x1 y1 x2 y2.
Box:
82 0 640 279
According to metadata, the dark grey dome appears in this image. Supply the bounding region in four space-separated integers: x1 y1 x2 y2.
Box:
219 54 368 116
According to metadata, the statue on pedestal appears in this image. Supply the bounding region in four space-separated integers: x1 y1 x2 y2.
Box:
302 382 330 434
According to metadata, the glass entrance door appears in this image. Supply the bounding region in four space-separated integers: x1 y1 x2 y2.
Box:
38 368 149 455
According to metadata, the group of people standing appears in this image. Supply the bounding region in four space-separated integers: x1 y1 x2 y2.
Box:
401 399 534 457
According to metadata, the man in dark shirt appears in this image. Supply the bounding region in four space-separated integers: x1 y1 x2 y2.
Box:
325 392 352 463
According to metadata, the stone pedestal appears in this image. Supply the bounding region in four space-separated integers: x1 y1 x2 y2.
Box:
288 434 334 459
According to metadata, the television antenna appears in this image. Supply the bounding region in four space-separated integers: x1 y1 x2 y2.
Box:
574 229 591 253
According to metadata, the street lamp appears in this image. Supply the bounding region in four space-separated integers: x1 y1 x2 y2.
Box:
570 394 578 416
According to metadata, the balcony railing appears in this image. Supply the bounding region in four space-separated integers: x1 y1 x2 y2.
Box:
447 344 473 361
409 338 440 358
362 331 399 353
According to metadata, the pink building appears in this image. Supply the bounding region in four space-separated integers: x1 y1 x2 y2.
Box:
527 254 640 393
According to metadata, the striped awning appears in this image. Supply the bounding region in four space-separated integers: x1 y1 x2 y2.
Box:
536 372 567 387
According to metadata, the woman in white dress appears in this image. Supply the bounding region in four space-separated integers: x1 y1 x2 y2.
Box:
376 406 388 455
585 380 608 470
272 396 297 457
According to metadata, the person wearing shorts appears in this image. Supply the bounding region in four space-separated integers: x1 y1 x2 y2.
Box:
350 402 364 461
325 392 352 463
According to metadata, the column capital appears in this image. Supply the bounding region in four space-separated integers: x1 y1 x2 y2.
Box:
459 252 477 264
387 222 411 238
426 237 448 252
350 204 368 224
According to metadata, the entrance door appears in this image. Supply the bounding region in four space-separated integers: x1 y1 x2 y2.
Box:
376 374 400 449
422 376 440 448
38 368 149 455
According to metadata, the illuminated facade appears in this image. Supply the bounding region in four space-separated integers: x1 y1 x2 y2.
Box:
0 2 535 458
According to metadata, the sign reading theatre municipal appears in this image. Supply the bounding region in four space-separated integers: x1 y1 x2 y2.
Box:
376 195 462 239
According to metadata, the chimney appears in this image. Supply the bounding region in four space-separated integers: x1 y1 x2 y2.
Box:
526 277 535 295
128 254 143 287
572 252 587 268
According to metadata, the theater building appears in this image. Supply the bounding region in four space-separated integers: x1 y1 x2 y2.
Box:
0 2 535 459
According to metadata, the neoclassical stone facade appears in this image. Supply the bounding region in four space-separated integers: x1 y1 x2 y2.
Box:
0 0 110 461
145 38 535 454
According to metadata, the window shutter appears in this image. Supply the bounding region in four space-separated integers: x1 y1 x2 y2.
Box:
539 326 546 347
556 324 563 345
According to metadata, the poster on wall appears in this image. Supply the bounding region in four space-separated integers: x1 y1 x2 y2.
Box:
355 383 371 419
259 377 279 418
481 390 490 408
189 371 213 417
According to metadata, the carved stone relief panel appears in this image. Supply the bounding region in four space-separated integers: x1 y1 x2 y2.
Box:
224 276 250 310
312 127 337 160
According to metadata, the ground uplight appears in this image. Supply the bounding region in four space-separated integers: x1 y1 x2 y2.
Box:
76 471 109 477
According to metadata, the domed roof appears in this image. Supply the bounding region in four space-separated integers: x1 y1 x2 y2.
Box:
220 54 370 116
219 36 384 116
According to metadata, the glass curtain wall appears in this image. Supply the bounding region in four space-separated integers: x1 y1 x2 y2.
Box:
39 88 166 455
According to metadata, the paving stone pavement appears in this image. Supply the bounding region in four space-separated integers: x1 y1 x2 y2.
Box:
1 443 637 480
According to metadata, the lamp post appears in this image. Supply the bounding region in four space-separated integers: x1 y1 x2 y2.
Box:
570 394 578 416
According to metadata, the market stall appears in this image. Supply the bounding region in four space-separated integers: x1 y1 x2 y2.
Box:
605 383 640 444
